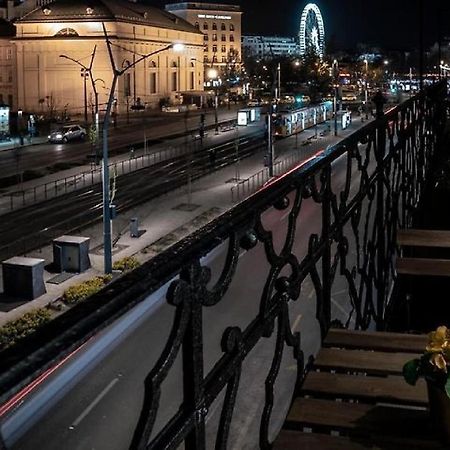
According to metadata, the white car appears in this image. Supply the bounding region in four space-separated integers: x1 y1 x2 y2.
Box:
48 124 86 143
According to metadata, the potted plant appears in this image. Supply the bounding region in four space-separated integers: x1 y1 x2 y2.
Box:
403 325 450 443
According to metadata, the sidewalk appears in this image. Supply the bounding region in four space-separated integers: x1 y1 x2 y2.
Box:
0 118 367 326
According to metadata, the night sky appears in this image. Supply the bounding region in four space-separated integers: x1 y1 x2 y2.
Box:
152 0 450 51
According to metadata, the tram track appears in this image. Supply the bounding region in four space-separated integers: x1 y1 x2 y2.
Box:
0 133 265 261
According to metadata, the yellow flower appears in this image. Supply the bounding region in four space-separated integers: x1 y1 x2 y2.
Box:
426 326 450 353
430 353 448 372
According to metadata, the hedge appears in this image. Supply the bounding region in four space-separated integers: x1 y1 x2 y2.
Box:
0 308 52 351
112 256 140 272
63 275 112 305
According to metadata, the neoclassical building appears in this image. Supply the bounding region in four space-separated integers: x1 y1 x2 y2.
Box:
13 0 205 115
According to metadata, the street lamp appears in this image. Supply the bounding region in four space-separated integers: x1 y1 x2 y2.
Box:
333 59 339 136
59 46 98 124
364 58 369 120
207 67 219 134
101 22 184 273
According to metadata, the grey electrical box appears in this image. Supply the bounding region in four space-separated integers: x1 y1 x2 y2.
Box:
53 235 91 273
2 257 46 300
130 217 139 238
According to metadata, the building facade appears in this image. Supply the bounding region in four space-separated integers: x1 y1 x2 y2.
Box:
0 19 16 109
13 0 204 115
165 2 242 71
242 35 299 60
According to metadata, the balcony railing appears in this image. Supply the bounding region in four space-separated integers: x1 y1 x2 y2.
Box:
0 82 446 450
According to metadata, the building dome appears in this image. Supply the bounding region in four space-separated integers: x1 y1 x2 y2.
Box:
18 0 200 33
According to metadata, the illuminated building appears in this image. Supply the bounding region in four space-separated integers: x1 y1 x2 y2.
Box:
242 35 300 59
13 0 204 115
0 19 16 109
165 2 242 69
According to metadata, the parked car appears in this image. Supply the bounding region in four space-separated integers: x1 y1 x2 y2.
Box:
48 124 86 143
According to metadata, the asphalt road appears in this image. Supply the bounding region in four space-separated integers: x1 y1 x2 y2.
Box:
0 106 242 180
0 125 381 449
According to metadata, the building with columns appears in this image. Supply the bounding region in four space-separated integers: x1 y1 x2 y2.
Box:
13 0 204 115
0 18 16 109
165 2 241 70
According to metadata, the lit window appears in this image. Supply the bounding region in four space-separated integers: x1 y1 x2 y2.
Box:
204 46 208 52
229 23 234 31
212 34 217 41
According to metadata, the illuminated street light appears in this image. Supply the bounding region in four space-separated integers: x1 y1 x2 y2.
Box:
207 67 219 79
101 23 184 273
208 68 219 134
364 59 369 120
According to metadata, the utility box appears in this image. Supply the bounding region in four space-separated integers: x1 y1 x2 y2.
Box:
130 217 139 238
53 236 91 273
2 257 46 300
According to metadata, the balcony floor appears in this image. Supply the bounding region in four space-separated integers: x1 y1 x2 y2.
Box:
273 329 446 449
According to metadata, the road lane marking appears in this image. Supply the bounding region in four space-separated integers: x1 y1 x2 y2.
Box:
331 296 349 317
69 377 119 429
291 314 302 333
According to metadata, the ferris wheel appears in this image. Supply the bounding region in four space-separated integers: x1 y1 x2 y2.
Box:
298 3 325 58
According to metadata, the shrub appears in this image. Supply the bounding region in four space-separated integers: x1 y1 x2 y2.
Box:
112 256 140 272
0 308 52 351
63 275 112 305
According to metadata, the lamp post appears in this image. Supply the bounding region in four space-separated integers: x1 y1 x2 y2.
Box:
101 22 184 273
59 46 97 124
333 59 339 136
364 58 369 120
207 67 219 135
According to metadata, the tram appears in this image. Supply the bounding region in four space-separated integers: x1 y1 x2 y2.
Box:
273 103 332 138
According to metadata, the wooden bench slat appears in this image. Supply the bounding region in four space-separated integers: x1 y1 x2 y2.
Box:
397 229 450 248
286 397 429 433
315 348 420 375
274 430 441 450
396 257 450 277
302 371 427 406
323 329 427 353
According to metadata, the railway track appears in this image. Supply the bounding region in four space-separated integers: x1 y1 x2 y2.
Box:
0 133 265 261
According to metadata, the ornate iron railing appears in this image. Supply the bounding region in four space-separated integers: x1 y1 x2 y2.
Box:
0 83 446 450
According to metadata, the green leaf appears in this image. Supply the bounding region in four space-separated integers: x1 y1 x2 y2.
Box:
403 359 421 385
445 376 450 399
